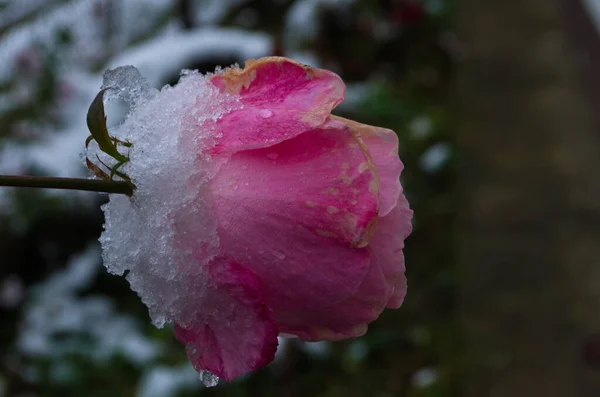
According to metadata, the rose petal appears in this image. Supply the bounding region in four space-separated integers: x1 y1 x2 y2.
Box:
369 196 412 309
208 123 380 328
174 258 278 382
281 187 413 340
330 115 404 216
277 250 389 341
276 198 412 340
209 57 345 154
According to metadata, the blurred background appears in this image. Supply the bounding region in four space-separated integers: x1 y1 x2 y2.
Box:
0 0 599 396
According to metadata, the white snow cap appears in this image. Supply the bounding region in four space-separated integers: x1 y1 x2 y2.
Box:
89 65 241 330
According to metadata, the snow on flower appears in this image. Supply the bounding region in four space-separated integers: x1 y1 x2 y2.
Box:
86 57 413 383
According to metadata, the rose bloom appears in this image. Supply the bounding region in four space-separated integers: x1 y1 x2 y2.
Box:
170 57 412 381
94 57 412 383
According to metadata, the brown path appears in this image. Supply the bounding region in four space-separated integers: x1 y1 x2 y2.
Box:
457 0 600 395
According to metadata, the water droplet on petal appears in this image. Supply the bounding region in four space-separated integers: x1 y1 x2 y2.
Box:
259 109 274 118
199 370 219 387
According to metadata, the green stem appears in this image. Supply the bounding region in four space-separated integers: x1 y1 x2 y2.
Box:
0 175 134 196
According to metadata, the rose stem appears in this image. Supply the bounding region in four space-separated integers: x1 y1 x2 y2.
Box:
0 175 133 196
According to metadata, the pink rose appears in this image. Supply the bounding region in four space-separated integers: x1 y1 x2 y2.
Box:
171 57 413 381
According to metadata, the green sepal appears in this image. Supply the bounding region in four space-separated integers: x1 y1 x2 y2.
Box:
86 89 129 164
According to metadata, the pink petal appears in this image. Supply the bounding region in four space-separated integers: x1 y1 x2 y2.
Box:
174 258 278 382
277 250 390 341
369 195 413 309
208 122 380 330
275 199 413 341
331 115 404 216
209 57 345 154
327 117 412 308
